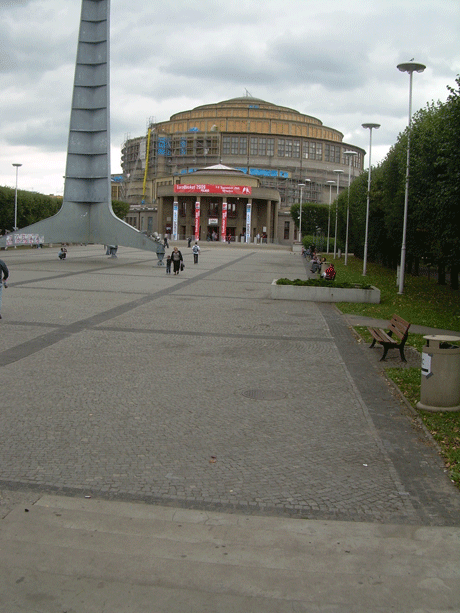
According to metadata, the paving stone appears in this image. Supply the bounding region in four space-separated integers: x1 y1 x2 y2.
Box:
0 245 458 525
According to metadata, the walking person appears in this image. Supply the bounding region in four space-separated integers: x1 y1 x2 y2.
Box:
171 246 183 275
192 241 200 264
165 255 171 274
0 258 9 320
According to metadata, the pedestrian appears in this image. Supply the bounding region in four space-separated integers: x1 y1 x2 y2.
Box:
171 246 183 275
163 236 169 249
310 254 321 273
321 263 336 280
0 258 9 320
187 236 192 248
166 255 171 274
58 246 67 260
192 241 200 264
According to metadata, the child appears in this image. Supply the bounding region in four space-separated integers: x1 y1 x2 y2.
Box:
166 255 171 274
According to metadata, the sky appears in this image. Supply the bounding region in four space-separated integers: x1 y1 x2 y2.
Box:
0 0 458 196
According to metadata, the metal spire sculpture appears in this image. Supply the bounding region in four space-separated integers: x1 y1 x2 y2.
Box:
0 0 163 256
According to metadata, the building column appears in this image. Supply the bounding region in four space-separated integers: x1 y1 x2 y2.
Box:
272 200 279 243
157 196 164 235
265 200 272 241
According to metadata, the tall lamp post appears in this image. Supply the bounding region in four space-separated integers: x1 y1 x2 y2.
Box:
397 61 426 294
326 180 335 253
297 179 310 244
12 163 22 233
333 169 343 259
298 183 305 243
343 151 357 265
361 123 380 276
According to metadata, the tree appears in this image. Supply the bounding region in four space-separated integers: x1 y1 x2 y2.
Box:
112 199 130 220
0 188 131 236
0 186 60 234
290 202 329 237
348 76 460 289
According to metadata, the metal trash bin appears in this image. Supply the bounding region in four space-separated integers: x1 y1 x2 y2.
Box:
417 335 460 412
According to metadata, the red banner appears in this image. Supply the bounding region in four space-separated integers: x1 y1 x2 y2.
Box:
194 201 200 240
221 201 228 242
175 184 252 195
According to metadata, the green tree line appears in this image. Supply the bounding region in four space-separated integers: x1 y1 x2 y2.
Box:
0 187 130 234
292 76 460 289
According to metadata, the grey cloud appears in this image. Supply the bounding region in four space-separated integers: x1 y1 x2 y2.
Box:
0 0 32 7
2 112 69 150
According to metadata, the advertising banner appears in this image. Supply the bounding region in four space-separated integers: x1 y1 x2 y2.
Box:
6 233 44 246
172 201 178 240
194 201 200 240
174 184 251 195
221 201 227 242
246 202 252 244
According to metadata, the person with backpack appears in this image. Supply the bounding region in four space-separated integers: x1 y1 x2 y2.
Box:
192 241 200 264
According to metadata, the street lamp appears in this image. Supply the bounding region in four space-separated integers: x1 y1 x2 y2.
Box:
297 179 310 244
12 163 22 234
361 123 380 276
333 169 343 259
343 151 358 265
298 183 305 243
397 61 426 294
326 180 335 253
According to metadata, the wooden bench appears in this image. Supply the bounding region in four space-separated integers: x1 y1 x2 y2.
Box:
368 314 411 362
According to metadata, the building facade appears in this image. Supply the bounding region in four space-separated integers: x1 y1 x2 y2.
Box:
157 164 279 242
120 97 365 243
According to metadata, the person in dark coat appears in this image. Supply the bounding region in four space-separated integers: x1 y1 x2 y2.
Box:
0 259 9 319
171 247 183 275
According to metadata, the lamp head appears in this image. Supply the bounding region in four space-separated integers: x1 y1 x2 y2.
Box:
12 163 22 168
298 183 306 187
362 123 381 130
333 169 344 174
397 62 426 74
326 180 335 185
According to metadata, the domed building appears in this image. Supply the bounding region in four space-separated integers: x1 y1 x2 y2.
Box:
120 97 365 243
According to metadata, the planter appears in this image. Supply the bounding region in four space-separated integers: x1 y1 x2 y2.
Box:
271 280 380 303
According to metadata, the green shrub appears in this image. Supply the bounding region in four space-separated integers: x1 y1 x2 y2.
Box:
276 277 372 290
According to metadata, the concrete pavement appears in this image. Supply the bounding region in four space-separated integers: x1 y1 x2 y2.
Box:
0 243 459 612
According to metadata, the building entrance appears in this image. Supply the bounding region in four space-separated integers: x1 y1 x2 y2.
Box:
207 227 219 241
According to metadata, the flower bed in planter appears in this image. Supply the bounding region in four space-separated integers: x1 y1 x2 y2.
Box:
271 279 380 303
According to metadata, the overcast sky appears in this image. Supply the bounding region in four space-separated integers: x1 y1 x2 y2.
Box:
0 0 458 195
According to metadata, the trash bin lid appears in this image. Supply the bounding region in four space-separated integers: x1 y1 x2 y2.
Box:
423 335 460 343
424 334 460 349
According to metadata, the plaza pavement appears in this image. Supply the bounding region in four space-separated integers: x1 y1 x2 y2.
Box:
0 243 459 612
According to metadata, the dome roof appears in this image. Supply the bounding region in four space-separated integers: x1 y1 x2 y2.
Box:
192 164 247 176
